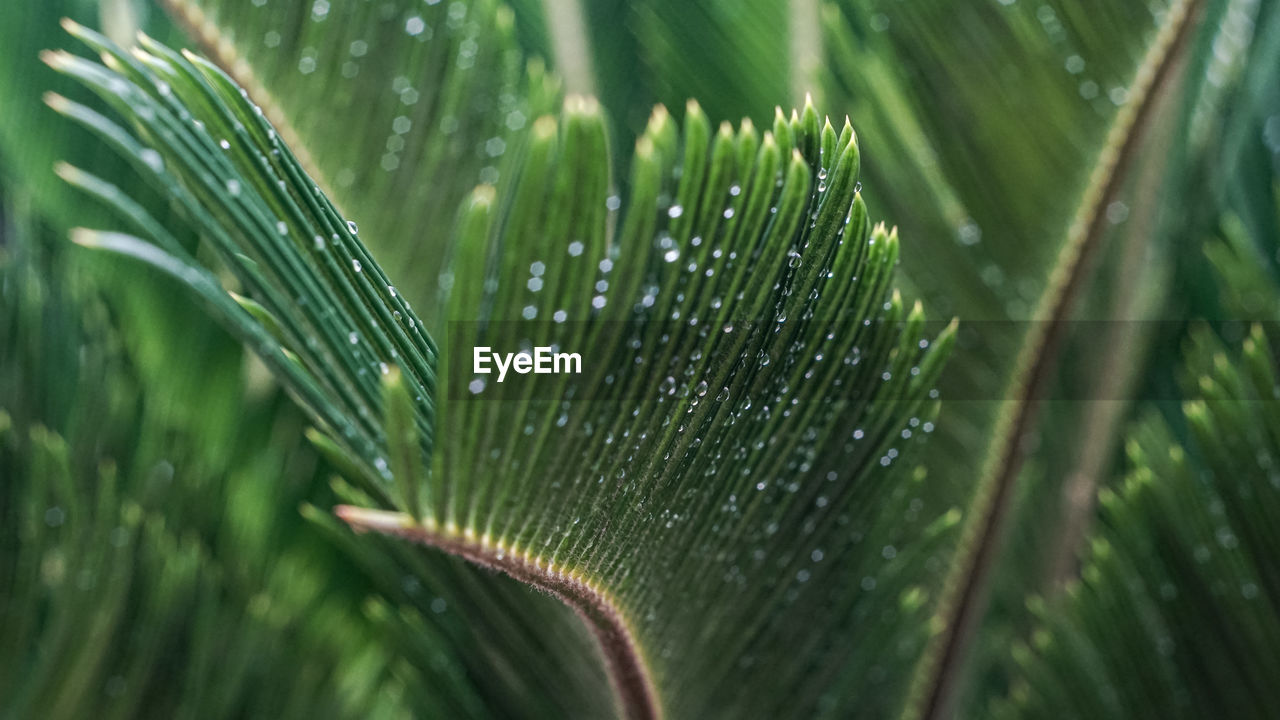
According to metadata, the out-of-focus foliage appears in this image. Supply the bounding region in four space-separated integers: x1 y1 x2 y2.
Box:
997 206 1280 719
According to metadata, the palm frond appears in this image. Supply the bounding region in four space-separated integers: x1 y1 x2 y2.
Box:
48 21 960 717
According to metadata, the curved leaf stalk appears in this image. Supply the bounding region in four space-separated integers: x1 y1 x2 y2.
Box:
902 1 1207 718
335 506 662 720
1044 101 1180 591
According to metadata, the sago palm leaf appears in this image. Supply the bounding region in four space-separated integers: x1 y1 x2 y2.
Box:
45 20 955 719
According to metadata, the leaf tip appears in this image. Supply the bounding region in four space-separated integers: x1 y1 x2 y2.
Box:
42 90 69 112
334 505 416 535
69 227 101 248
52 161 79 183
636 135 656 160
469 183 497 209
532 114 557 140
58 16 85 35
39 49 72 71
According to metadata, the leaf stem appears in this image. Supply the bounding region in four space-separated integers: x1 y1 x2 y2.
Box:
902 1 1206 718
336 506 662 720
1044 87 1180 591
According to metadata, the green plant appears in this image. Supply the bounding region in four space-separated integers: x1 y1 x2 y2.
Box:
2 0 1278 718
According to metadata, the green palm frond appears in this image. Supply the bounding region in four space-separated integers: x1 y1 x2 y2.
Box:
45 20 958 716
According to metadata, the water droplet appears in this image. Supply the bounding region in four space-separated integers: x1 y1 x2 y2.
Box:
346 220 359 234
667 205 683 219
1106 201 1130 224
139 149 163 172
352 259 362 272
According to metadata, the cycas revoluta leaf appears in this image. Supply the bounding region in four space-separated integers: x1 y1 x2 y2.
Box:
158 0 560 321
822 2 1218 716
49 24 959 720
45 21 438 501
36 21 622 720
411 94 958 718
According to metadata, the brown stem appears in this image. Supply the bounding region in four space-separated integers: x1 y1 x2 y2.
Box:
336 506 662 720
1044 72 1182 590
903 1 1206 718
